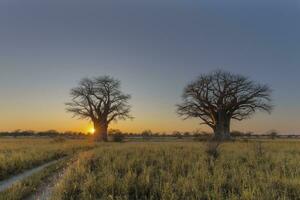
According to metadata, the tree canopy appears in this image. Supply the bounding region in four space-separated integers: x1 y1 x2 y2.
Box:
66 76 132 141
177 70 273 139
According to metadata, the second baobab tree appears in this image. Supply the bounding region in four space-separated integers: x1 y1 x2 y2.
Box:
66 76 132 141
177 70 273 139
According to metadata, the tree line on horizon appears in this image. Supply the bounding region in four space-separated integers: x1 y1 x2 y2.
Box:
2 129 294 140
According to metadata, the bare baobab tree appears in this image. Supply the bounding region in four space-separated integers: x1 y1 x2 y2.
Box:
66 76 132 141
177 70 273 139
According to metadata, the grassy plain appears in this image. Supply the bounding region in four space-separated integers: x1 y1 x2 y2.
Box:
1 138 300 200
51 140 300 200
0 138 94 181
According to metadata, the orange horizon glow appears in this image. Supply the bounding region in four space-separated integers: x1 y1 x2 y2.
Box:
0 108 300 134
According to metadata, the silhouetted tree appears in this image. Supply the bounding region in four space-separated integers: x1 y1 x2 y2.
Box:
172 131 183 139
177 70 273 139
141 130 153 140
184 132 191 137
109 129 125 142
267 130 278 139
66 76 132 141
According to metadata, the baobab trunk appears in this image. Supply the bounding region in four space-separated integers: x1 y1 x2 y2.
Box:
214 112 231 140
94 121 108 142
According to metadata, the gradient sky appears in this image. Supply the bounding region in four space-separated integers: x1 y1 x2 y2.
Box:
0 0 299 134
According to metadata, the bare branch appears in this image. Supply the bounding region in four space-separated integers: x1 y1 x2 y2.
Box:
66 76 132 126
177 70 273 135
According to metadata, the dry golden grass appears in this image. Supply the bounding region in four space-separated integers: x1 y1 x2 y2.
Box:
1 139 300 200
0 138 94 181
51 140 300 200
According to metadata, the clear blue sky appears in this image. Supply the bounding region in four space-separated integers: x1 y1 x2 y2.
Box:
0 0 299 134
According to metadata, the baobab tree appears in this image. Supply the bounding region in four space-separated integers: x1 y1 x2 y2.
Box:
177 70 273 139
66 76 132 141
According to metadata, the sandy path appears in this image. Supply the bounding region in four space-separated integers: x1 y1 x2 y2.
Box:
26 151 90 200
0 159 61 193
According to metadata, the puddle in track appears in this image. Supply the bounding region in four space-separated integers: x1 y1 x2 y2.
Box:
0 159 61 193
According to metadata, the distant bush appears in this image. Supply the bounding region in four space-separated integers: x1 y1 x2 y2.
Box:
0 130 88 139
193 131 212 142
268 130 279 139
184 132 191 137
109 129 125 142
141 130 153 139
231 131 245 137
231 131 254 137
51 137 67 143
172 131 183 139
111 133 125 142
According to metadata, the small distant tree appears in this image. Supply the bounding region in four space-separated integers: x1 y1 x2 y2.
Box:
184 132 191 137
109 129 125 142
141 130 153 138
177 70 273 140
173 131 183 139
66 76 132 142
230 131 244 137
245 132 253 137
268 130 278 139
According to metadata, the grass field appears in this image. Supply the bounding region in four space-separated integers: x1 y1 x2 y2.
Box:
1 138 300 200
51 141 300 200
0 138 94 181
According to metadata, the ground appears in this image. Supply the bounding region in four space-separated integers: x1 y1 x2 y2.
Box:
0 138 300 200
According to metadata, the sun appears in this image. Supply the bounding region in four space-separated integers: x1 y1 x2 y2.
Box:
88 127 95 134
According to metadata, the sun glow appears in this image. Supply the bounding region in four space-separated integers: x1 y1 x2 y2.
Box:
88 127 95 134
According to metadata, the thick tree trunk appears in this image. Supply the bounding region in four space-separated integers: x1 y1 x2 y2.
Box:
213 112 231 140
93 121 108 142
